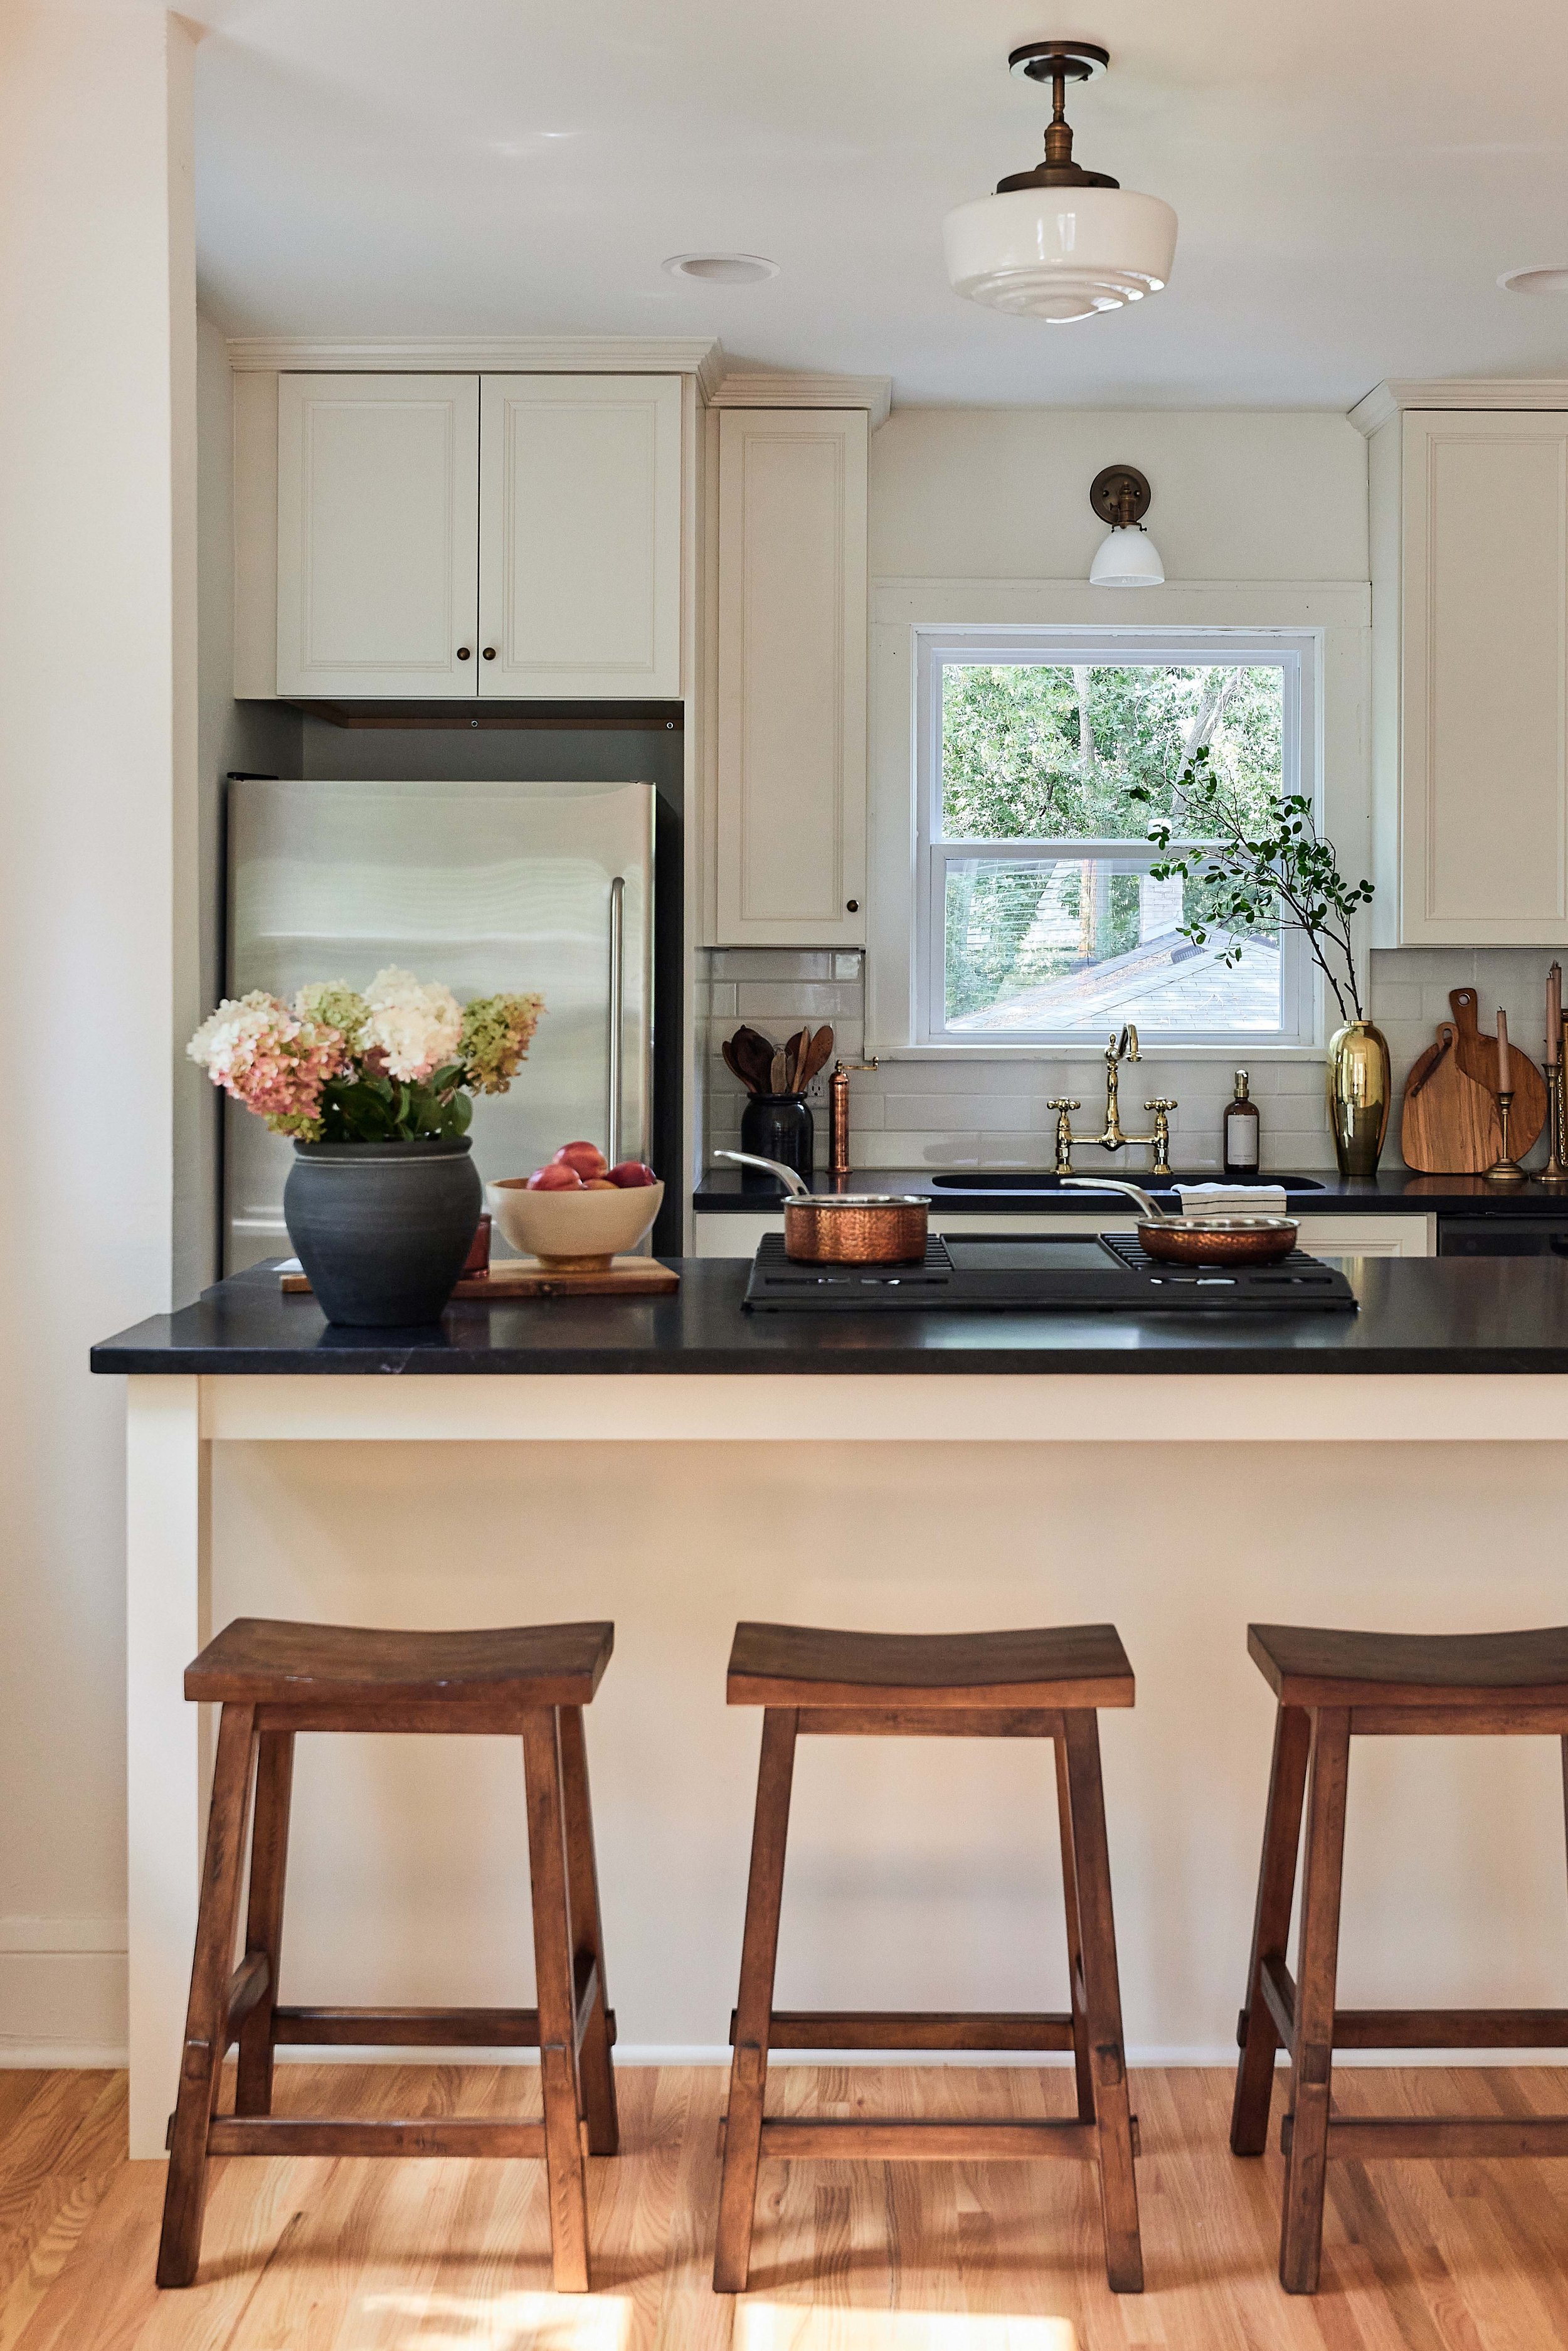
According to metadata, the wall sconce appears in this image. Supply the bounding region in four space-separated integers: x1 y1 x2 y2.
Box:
1088 464 1163 586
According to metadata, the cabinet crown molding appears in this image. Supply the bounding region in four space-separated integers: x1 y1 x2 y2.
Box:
710 369 893 430
225 334 724 401
1350 378 1568 435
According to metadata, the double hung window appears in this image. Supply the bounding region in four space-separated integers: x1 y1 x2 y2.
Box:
916 632 1315 1047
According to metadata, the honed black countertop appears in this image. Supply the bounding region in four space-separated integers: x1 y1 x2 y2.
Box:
90 1255 1568 1377
694 1167 1568 1216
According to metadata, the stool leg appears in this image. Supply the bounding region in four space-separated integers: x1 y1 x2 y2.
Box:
714 1705 798 2295
1062 1709 1143 2295
1279 1707 1350 2295
1053 1733 1095 2124
1231 1704 1311 2157
157 1703 257 2290
523 1707 591 2293
235 1730 294 2116
558 1704 618 2157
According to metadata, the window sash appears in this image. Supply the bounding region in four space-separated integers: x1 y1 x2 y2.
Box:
915 629 1316 1048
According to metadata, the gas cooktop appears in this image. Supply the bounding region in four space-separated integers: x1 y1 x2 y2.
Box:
741 1232 1359 1313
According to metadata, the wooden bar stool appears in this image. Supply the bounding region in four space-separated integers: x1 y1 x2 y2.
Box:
714 1620 1143 2295
157 1616 618 2295
1232 1621 1568 2294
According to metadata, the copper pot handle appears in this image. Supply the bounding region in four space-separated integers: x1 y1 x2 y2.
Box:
713 1148 810 1199
1061 1174 1172 1223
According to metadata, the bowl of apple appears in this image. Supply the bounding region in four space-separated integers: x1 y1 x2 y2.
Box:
487 1143 663 1271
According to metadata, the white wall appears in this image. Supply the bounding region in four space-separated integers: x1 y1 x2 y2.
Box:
0 3 197 2061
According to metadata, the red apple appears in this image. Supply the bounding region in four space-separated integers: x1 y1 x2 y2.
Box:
609 1160 656 1188
553 1139 609 1179
527 1164 582 1191
582 1177 618 1191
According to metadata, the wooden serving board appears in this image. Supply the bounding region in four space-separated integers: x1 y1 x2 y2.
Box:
282 1256 679 1300
1400 1022 1502 1173
1449 986 1547 1152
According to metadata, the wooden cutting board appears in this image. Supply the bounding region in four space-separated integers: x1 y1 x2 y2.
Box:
1449 986 1547 1152
1400 1022 1503 1173
282 1255 679 1300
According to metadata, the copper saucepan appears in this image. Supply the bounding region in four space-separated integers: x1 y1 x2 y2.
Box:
1063 1176 1300 1267
716 1150 929 1264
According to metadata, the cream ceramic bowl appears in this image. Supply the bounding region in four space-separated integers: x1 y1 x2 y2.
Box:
487 1177 664 1271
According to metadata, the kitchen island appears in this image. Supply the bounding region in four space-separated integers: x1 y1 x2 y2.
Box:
95 1257 1568 2157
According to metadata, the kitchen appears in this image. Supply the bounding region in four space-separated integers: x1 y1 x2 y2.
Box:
12 6 1568 2346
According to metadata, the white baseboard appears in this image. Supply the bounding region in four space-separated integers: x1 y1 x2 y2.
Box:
0 2045 127 2067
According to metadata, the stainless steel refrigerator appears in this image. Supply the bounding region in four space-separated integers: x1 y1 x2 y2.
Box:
225 777 657 1271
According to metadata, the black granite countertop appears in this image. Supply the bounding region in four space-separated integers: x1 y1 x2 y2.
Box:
694 1167 1568 1216
89 1255 1568 1377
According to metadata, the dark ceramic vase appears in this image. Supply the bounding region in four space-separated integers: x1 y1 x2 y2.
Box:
284 1138 482 1327
739 1093 814 1185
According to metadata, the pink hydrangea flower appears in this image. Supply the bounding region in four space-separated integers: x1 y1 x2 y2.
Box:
186 992 346 1137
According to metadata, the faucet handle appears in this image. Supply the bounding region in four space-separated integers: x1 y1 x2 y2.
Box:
1045 1097 1081 1112
1143 1096 1178 1112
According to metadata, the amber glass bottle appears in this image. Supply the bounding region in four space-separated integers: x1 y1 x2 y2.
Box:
1222 1068 1260 1175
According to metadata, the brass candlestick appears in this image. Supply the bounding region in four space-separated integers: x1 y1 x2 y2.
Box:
1486 1088 1528 1184
1544 1020 1568 1186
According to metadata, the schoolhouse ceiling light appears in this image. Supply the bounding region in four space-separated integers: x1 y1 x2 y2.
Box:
1088 465 1164 586
943 40 1177 324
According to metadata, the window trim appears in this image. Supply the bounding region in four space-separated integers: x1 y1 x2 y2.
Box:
913 627 1320 1051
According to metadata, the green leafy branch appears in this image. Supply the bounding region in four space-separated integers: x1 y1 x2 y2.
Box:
314 1064 474 1144
1126 749 1374 1025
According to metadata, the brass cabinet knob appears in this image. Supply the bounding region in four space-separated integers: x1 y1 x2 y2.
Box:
482 647 497 660
456 647 471 660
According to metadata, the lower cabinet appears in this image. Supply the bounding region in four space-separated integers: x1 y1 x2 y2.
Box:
713 409 867 947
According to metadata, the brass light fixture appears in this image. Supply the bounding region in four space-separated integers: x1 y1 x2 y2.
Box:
943 40 1177 323
1088 464 1163 586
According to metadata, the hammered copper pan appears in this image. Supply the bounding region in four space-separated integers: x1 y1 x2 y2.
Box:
715 1151 930 1264
1062 1176 1300 1266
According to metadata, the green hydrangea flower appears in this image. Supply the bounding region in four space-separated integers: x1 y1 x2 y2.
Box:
294 981 369 1045
462 992 544 1095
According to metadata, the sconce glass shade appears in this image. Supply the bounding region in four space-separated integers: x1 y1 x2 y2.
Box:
943 186 1177 322
1089 524 1164 586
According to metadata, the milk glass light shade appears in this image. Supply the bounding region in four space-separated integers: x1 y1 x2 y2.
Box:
943 186 1178 322
1089 523 1165 586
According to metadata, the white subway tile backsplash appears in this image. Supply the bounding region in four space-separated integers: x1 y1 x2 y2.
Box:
700 945 1561 1179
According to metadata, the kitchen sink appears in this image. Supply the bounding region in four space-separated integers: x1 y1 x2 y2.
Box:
927 1170 1326 1192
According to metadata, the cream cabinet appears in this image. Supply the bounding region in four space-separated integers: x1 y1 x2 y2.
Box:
713 408 867 946
277 374 480 698
1368 402 1568 945
478 376 682 696
268 371 682 700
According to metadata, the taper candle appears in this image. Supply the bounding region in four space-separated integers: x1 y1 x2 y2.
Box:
1496 1006 1510 1093
1550 962 1562 1057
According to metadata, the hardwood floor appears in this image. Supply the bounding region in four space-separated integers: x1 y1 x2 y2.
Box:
2 2061 1567 2348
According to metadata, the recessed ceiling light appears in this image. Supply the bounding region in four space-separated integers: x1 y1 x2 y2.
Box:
662 253 779 285
1499 265 1568 295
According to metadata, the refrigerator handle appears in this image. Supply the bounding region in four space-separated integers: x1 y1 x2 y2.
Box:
607 874 625 1166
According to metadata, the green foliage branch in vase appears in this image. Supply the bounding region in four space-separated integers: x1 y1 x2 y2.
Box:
1126 747 1374 1025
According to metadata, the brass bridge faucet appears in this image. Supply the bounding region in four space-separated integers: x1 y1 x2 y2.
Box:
1046 1024 1177 1179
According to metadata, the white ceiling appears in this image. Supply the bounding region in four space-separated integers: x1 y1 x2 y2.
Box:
193 0 1568 409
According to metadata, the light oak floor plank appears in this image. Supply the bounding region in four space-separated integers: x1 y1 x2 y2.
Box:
4 2066 1568 2348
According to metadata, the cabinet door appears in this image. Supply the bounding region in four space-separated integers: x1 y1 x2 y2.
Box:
714 410 867 945
1401 411 1568 943
276 374 479 698
477 375 682 698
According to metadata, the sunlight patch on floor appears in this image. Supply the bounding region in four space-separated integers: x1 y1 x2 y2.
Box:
358 2287 632 2350
736 2310 1079 2351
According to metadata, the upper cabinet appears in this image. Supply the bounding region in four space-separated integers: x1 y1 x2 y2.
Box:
1364 392 1568 945
712 408 868 947
255 370 684 701
478 376 682 697
277 374 480 699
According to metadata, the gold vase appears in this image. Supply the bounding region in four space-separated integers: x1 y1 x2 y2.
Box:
1326 1019 1391 1176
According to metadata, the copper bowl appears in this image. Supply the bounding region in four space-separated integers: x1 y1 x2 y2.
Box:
715 1151 930 1264
1062 1177 1300 1266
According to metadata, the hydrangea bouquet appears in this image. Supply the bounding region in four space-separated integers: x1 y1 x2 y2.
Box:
188 969 544 1143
